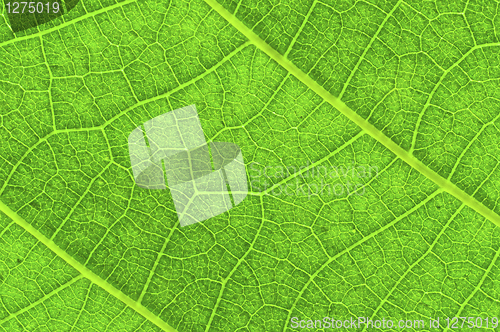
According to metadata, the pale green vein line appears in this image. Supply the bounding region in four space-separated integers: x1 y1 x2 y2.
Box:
50 161 114 241
443 244 500 332
0 200 177 332
281 189 442 332
68 280 93 332
204 0 500 229
137 218 179 305
39 35 56 132
208 70 291 144
0 41 251 197
361 203 466 332
283 0 317 58
261 130 365 196
409 42 500 153
204 195 266 332
447 112 500 180
337 0 403 100
95 39 248 131
0 221 14 237
0 0 137 49
0 275 84 325
83 183 135 267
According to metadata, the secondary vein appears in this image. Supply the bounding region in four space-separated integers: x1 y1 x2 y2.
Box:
203 0 500 229
0 200 178 332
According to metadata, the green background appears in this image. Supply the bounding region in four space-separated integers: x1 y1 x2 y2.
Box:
1 0 500 331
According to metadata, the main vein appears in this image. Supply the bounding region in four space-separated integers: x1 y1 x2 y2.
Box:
203 0 500 229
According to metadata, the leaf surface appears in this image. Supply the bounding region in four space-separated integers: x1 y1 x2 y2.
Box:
1 0 500 331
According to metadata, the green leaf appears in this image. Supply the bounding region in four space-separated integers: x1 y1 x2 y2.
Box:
1 0 500 331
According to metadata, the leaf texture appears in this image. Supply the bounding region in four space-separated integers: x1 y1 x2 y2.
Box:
1 0 500 331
